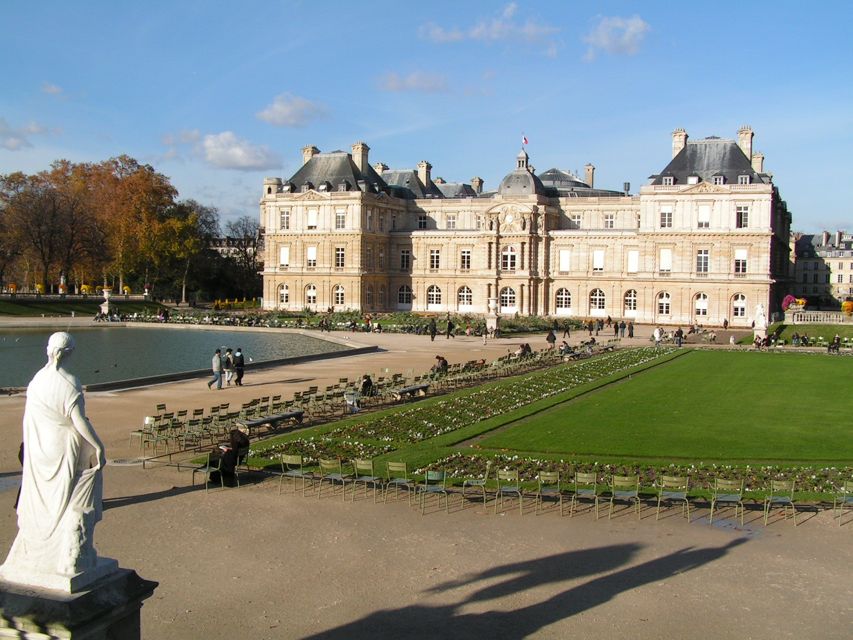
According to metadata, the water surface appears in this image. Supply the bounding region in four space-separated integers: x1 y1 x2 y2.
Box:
0 327 349 388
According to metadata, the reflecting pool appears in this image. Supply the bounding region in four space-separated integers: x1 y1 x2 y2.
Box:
0 327 349 388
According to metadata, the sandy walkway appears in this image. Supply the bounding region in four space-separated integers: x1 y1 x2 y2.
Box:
0 325 849 639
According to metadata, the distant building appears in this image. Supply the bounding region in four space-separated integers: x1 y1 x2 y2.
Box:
259 127 791 326
791 230 853 306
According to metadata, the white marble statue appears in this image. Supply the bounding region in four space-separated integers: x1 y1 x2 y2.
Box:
754 303 768 331
0 332 116 592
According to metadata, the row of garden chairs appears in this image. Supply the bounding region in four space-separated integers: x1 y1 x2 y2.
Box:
275 457 825 525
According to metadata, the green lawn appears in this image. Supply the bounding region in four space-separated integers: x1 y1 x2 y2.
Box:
0 299 163 316
479 350 853 464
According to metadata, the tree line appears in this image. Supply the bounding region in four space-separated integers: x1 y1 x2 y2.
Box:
0 156 261 303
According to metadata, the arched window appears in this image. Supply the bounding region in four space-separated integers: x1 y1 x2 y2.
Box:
305 284 317 306
278 284 289 304
555 288 572 311
501 246 517 272
624 289 637 313
589 288 606 312
657 291 671 315
694 292 708 317
333 285 345 306
427 285 442 306
499 287 516 312
366 284 374 306
457 286 472 307
398 285 412 305
732 293 746 318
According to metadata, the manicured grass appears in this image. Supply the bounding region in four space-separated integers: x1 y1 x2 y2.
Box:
480 350 853 463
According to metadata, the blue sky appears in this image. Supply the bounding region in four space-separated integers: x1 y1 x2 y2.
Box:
1 1 851 232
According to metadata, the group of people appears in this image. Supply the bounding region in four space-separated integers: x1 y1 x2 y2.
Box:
207 347 246 390
431 355 449 374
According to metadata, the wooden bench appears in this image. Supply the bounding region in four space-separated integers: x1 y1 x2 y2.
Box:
392 383 430 401
236 409 304 436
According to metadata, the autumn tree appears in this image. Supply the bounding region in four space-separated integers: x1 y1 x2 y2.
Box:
224 215 262 297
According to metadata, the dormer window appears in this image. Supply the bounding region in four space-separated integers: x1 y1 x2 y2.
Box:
713 176 725 185
738 175 751 185
687 175 700 185
662 176 674 186
301 182 313 192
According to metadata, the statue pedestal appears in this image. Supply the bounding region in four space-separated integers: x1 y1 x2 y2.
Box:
0 568 157 639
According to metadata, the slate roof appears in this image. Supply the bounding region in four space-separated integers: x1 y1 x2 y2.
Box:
288 152 387 192
649 138 770 186
435 182 478 198
379 169 444 200
537 168 626 197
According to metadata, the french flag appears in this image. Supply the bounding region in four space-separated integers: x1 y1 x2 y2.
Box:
522 135 528 145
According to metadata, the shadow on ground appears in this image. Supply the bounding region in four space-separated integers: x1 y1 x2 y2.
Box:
303 538 746 639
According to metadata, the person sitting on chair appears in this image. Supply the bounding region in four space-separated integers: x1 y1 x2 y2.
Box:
211 428 250 487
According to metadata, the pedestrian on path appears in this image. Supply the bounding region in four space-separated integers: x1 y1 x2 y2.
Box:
233 347 245 386
207 349 222 390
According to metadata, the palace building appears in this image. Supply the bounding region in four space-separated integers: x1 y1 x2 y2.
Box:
259 126 792 327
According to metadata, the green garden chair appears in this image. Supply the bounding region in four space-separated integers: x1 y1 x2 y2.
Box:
763 479 797 526
570 472 600 519
351 458 382 503
278 454 313 496
607 475 641 520
418 469 449 515
656 475 691 522
710 478 744 526
494 468 524 515
317 458 352 501
535 471 564 516
191 451 223 493
834 481 853 526
461 460 493 506
384 461 415 505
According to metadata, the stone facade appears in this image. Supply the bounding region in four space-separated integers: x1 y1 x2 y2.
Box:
791 230 853 306
260 128 792 327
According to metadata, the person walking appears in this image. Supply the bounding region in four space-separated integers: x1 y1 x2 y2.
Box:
628 321 634 338
429 318 437 342
546 329 557 349
207 349 223 390
233 347 245 386
445 318 455 339
223 348 235 386
619 320 626 337
562 320 571 339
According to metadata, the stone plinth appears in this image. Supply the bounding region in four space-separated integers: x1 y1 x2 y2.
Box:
0 568 157 640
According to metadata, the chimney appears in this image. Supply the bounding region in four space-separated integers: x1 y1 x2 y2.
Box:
584 163 595 188
373 162 388 174
302 145 319 165
737 125 754 160
471 176 483 194
671 128 688 158
836 230 843 247
751 152 764 173
822 231 830 247
417 160 432 187
351 142 370 173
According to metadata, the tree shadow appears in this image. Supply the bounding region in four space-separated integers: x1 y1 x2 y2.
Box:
302 538 746 639
102 484 202 510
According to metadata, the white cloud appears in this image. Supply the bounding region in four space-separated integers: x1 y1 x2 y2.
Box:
583 15 650 61
0 117 51 150
378 71 448 93
42 83 63 95
201 131 280 171
419 3 558 47
256 94 326 127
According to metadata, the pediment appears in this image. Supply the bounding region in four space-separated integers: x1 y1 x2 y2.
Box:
294 190 329 201
681 181 728 194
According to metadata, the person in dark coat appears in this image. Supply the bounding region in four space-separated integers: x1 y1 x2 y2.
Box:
232 347 245 386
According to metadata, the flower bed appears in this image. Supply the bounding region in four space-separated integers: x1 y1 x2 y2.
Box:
251 436 394 466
